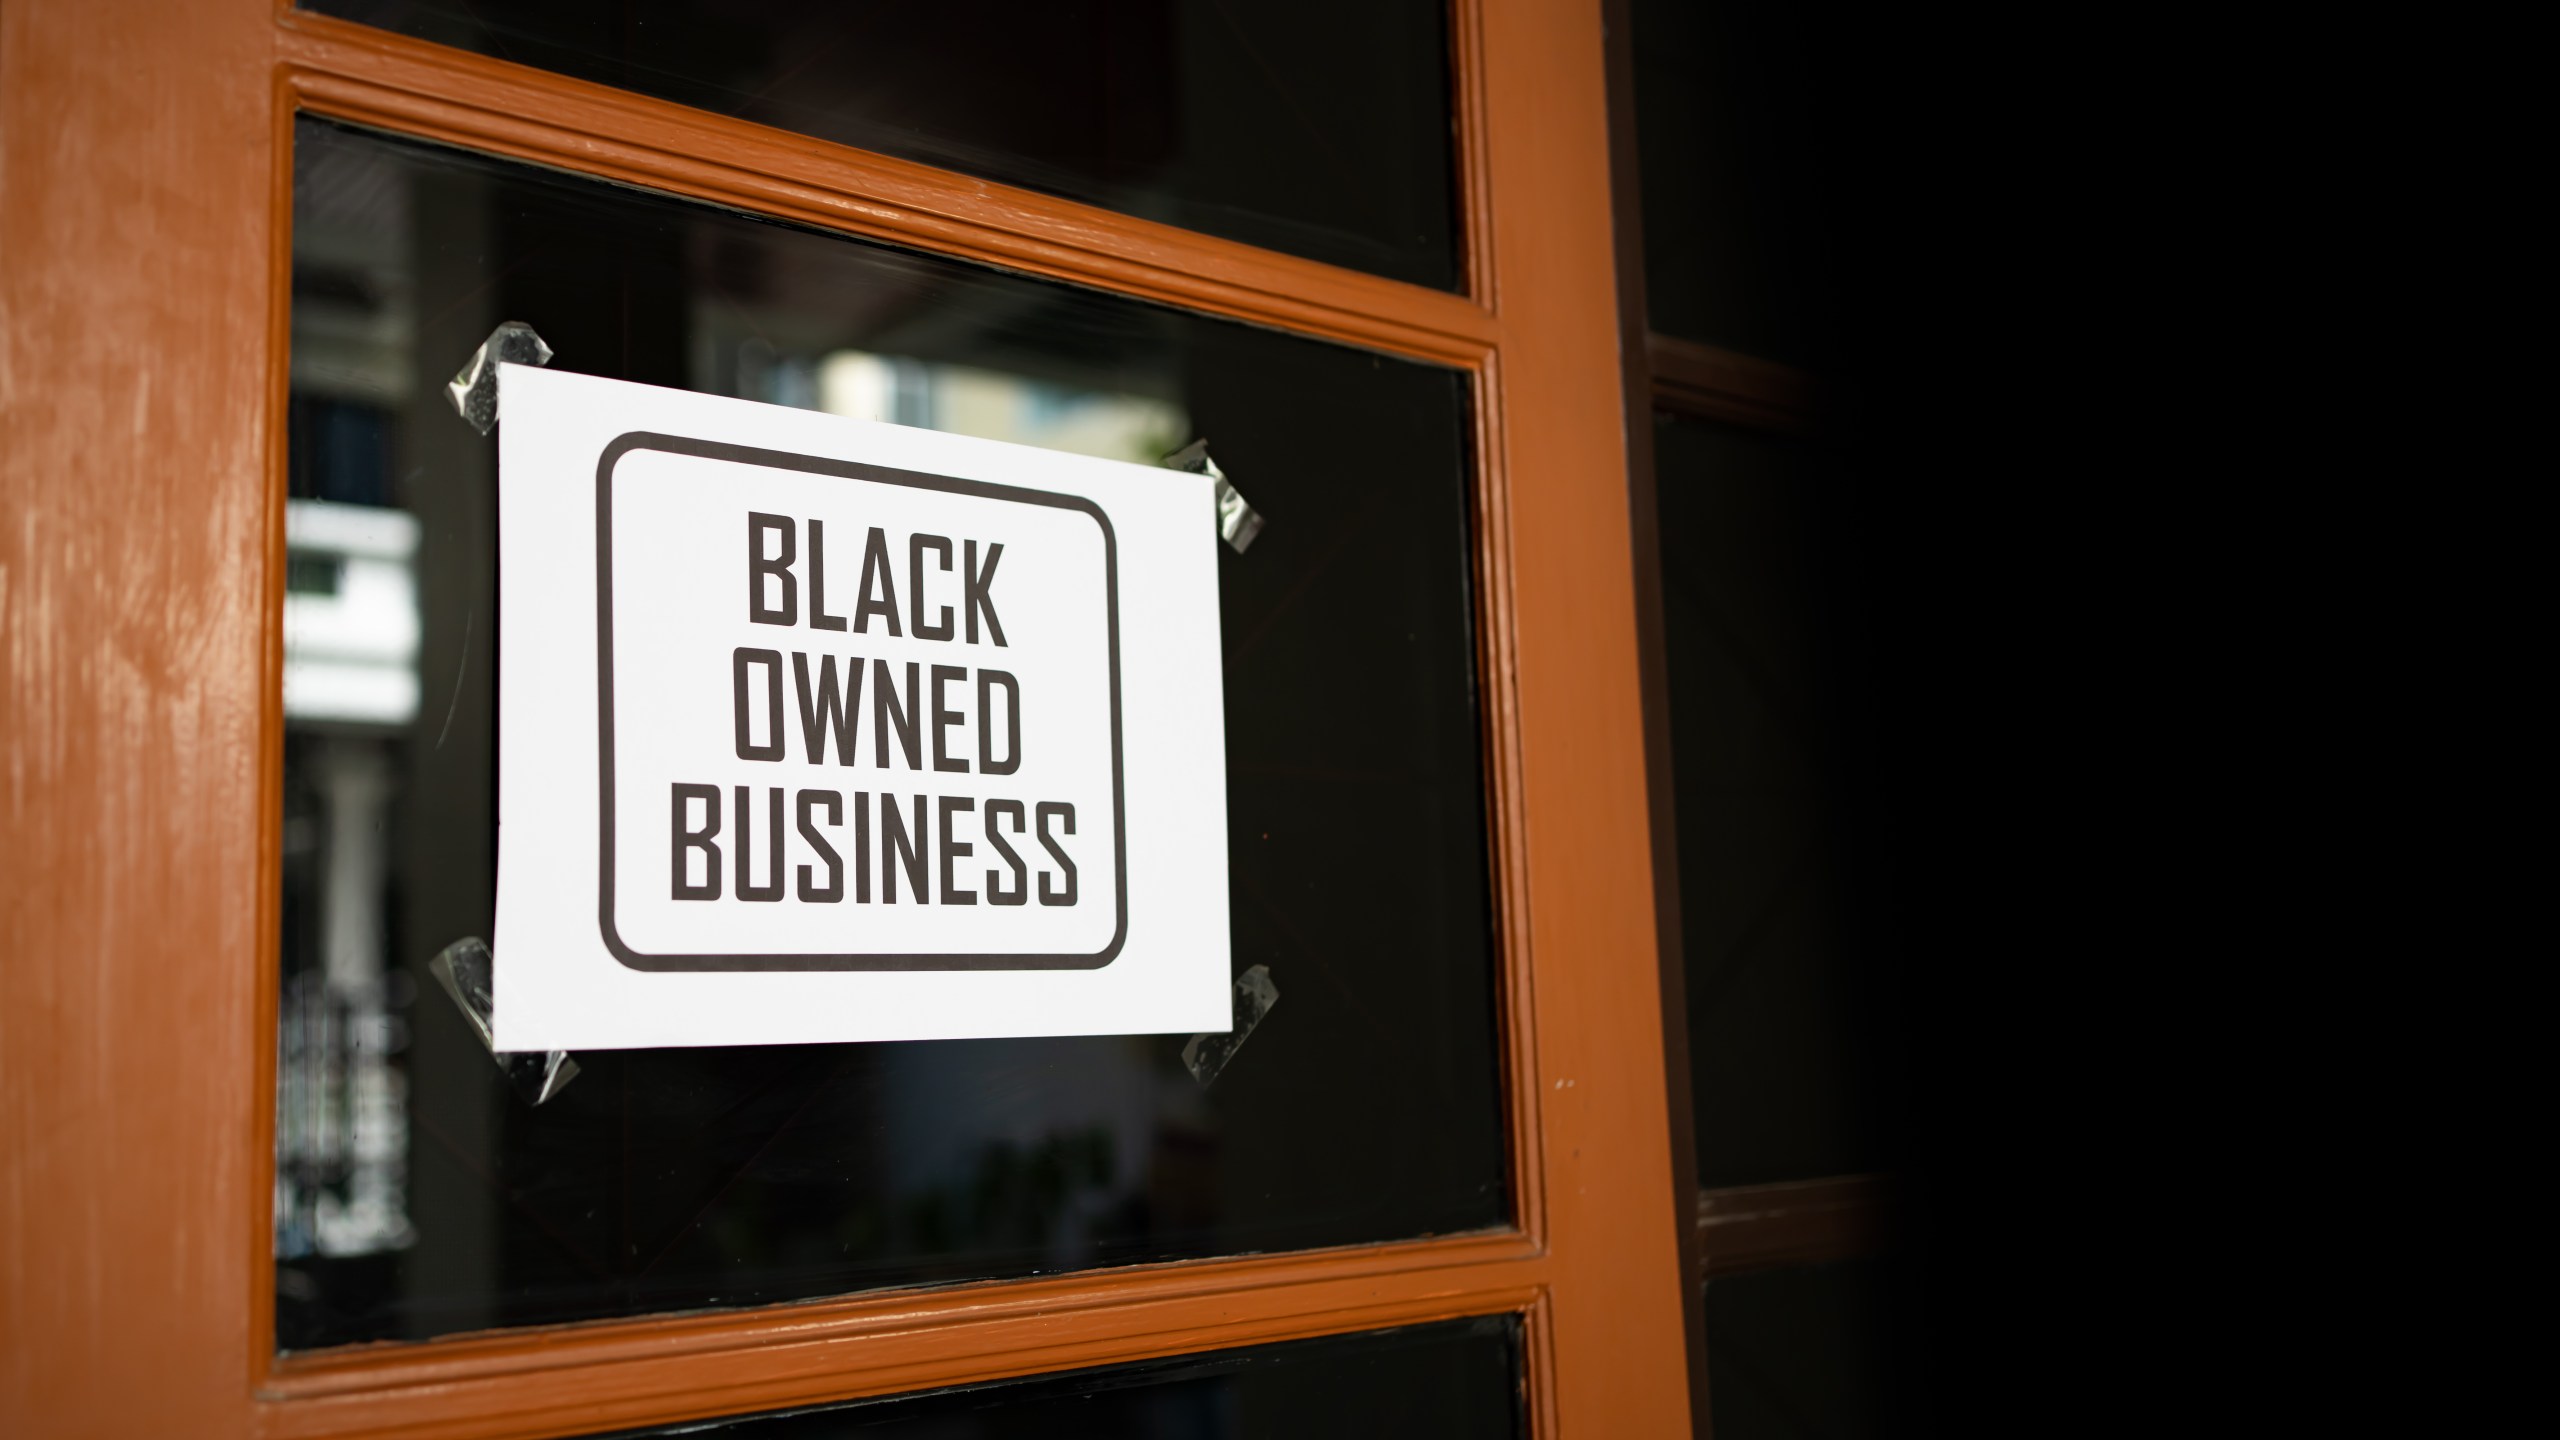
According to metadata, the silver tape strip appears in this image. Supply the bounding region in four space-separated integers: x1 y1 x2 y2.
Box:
1181 964 1279 1090
427 937 581 1106
1163 439 1265 553
444 321 555 435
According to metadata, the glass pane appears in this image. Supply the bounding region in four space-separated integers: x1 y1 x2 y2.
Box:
1703 1261 1899 1440
276 117 1503 1350
1652 415 1896 1189
592 1316 1523 1437
302 1 1462 292
1630 0 1841 364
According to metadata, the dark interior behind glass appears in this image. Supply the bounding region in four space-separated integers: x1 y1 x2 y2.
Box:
1651 415 1902 1189
1631 0 1844 366
1704 1261 1897 1440
302 0 1462 291
591 1317 1524 1439
277 117 1502 1350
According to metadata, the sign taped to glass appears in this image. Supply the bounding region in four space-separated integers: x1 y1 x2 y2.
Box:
490 364 1232 1050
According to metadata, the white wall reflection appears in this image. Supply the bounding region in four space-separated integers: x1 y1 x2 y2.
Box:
282 500 421 726
277 498 420 1259
811 349 1186 466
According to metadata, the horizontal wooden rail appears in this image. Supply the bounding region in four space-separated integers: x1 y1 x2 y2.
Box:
1647 333 1815 435
1695 1174 1892 1280
260 1232 1545 1440
277 12 1502 372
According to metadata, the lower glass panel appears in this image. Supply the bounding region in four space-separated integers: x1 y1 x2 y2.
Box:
594 1316 1524 1438
276 118 1505 1349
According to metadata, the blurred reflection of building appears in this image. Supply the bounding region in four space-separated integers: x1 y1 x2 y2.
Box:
276 499 421 1261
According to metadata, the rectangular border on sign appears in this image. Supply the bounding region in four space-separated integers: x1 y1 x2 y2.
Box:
593 432 1128 972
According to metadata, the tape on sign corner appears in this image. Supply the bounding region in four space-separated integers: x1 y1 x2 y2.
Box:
1180 963 1279 1090
1161 439 1265 554
444 321 555 435
426 936 581 1106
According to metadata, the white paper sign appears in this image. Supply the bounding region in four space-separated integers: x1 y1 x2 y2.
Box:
489 365 1231 1050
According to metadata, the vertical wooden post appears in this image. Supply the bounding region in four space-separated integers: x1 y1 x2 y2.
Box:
1 2 277 1435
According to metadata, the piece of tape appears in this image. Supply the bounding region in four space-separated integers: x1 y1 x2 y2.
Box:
1181 964 1278 1090
427 936 580 1106
444 321 555 435
1163 440 1265 553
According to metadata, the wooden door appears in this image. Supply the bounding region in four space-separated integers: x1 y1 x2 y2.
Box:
0 1 1691 1433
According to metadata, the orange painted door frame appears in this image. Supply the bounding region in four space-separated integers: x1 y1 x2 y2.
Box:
0 1 1691 1434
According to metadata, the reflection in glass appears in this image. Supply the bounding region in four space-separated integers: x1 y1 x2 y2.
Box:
277 400 424 1263
597 1316 1525 1438
277 119 1503 1350
303 0 1463 291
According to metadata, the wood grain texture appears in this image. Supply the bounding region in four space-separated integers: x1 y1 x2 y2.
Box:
1648 333 1816 436
0 1 279 1436
1478 0 1697 1433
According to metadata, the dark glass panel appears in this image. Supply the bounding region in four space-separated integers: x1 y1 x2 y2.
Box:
1703 1261 1897 1440
302 1 1461 291
592 1317 1523 1438
1631 0 1843 364
1652 415 1898 1189
276 117 1502 1350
